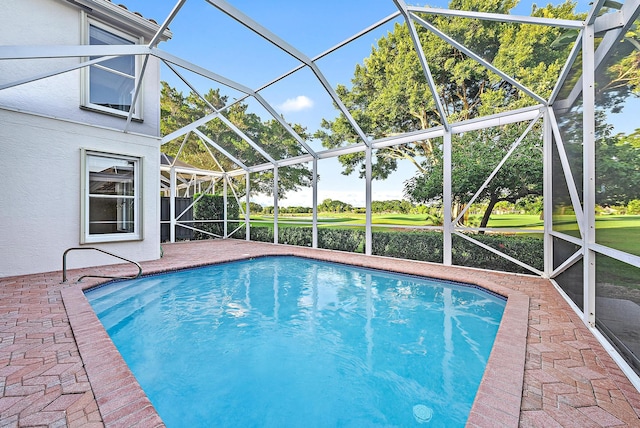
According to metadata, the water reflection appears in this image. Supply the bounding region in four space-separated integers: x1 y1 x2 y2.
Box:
553 44 584 236
594 19 640 256
87 256 505 427
596 254 640 373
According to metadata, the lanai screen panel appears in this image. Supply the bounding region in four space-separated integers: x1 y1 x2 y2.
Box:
552 44 584 239
593 19 640 256
593 14 640 376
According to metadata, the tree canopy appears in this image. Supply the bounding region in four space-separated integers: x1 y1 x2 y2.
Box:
160 82 313 197
158 1 639 220
315 0 580 227
405 124 543 226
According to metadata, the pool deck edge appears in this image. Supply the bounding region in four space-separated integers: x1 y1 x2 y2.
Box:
3 239 640 427
62 286 164 427
467 292 529 427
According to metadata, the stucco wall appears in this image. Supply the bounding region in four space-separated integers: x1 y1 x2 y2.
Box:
0 0 163 137
0 108 161 277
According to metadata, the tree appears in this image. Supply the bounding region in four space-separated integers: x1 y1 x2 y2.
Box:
314 0 579 226
555 118 640 211
318 199 353 213
596 132 640 206
241 201 264 214
160 82 313 198
592 16 640 206
405 124 543 227
547 7 640 211
371 199 415 214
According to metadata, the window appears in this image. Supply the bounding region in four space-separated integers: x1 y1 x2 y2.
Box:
81 150 142 243
83 20 141 117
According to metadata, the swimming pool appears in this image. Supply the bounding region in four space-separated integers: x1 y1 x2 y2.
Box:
86 255 505 427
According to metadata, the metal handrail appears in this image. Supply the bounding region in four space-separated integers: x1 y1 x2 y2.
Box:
62 247 142 283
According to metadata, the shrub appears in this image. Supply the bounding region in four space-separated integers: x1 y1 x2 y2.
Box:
628 199 640 215
372 231 443 263
193 194 239 239
239 226 543 274
318 228 365 253
238 226 363 252
248 226 273 243
280 227 313 247
373 230 542 274
452 233 543 273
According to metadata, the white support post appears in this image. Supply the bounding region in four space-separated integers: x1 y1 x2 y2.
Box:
245 172 250 241
443 132 453 265
223 174 228 239
312 158 318 248
543 107 554 278
273 167 279 245
582 23 597 327
365 147 373 255
170 167 177 243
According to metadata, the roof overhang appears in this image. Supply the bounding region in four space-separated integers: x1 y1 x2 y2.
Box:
64 0 173 42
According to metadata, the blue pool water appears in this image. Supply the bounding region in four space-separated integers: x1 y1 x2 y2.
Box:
86 256 505 427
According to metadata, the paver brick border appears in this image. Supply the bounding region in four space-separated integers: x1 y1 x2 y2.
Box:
62 241 530 427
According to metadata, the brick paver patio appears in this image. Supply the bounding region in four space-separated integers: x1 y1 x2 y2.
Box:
1 240 639 427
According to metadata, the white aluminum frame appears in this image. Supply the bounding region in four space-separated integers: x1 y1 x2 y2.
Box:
2 0 640 389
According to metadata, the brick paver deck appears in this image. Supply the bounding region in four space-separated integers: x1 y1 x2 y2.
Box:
1 240 639 427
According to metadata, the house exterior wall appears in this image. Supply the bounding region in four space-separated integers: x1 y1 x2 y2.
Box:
0 0 163 136
0 109 161 277
0 0 166 277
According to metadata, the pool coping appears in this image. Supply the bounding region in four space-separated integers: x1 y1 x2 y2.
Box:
61 240 530 427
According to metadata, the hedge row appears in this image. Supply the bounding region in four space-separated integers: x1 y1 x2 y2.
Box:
451 233 543 273
193 194 239 239
373 231 543 273
236 227 543 274
236 227 365 253
372 231 443 263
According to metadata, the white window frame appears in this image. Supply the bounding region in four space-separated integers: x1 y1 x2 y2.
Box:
81 16 143 119
81 149 143 244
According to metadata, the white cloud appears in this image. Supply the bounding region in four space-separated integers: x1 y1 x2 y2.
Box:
278 95 314 113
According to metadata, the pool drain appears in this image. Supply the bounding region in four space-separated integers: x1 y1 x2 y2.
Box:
413 404 433 423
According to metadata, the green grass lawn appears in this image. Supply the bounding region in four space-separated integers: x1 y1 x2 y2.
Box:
250 213 545 229
251 212 637 228
552 215 640 255
485 214 544 229
248 212 640 255
250 213 431 227
594 216 640 255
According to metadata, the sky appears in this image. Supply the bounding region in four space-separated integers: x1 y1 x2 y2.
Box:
121 0 593 207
